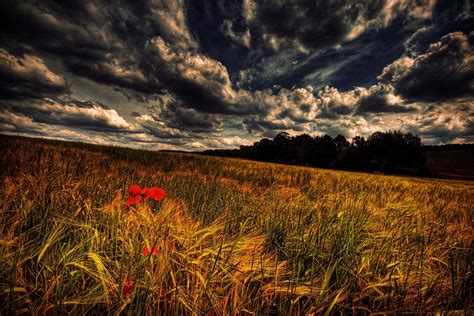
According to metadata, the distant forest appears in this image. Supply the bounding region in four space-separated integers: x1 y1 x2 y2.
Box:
201 131 471 176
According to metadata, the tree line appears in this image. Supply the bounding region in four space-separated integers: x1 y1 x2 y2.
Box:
202 131 428 175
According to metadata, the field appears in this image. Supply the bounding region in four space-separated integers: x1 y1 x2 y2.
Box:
0 135 473 314
426 150 474 181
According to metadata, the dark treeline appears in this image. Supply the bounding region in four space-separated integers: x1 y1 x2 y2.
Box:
202 131 428 175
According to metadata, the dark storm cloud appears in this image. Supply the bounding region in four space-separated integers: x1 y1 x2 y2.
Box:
403 0 473 57
160 107 224 133
380 31 474 102
221 20 251 48
353 85 417 114
0 49 69 99
2 98 140 133
244 0 436 50
0 0 472 147
242 118 293 133
145 37 239 114
227 0 441 94
246 0 382 50
0 0 178 95
144 37 274 116
132 94 225 141
63 58 162 95
0 107 168 148
134 111 248 150
135 119 217 148
405 102 474 143
238 87 322 133
316 87 352 119
0 0 145 94
315 84 415 118
355 93 414 114
138 105 224 136
0 0 253 115
0 110 49 136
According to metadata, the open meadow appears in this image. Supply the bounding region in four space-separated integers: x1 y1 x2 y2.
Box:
0 135 473 314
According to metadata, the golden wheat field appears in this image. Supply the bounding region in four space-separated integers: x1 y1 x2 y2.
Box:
0 135 473 315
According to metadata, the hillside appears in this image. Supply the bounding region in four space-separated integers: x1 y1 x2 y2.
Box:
1 135 473 314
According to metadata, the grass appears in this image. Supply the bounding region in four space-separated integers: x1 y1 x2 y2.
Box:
0 135 473 314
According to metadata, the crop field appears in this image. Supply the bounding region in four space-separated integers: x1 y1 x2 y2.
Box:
0 135 473 314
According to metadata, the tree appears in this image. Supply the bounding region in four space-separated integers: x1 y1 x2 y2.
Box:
366 130 424 173
255 138 278 162
201 130 427 175
312 135 337 167
334 134 350 152
273 132 291 163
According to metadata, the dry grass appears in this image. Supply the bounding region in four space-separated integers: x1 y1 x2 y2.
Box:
0 136 473 314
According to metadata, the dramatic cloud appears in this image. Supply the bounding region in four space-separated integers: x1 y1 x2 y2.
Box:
221 20 251 48
1 110 47 135
380 31 474 101
64 57 158 94
244 0 437 50
0 49 68 99
241 86 320 133
146 37 239 113
407 102 474 143
0 0 180 94
352 84 416 114
316 84 415 118
3 98 140 133
137 104 224 135
149 0 199 50
0 0 472 147
136 114 189 139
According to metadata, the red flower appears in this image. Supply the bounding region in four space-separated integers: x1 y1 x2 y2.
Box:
129 184 142 196
125 184 166 206
143 245 159 256
123 279 134 298
144 187 167 201
126 194 142 206
126 184 143 206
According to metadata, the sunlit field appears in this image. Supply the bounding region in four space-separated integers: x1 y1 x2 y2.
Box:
1 135 472 314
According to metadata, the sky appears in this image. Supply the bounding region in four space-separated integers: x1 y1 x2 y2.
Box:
0 0 473 150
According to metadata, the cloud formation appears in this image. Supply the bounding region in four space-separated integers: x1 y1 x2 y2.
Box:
380 31 474 101
0 0 472 147
243 0 437 50
0 49 68 99
221 20 251 48
3 98 140 133
146 37 239 114
407 102 474 144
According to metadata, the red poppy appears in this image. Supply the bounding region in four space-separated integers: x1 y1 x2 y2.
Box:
126 194 142 206
129 184 142 196
144 187 167 201
125 184 166 206
143 245 159 256
126 184 144 206
123 279 134 298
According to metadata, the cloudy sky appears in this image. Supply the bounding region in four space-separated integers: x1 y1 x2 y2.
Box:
0 0 473 150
